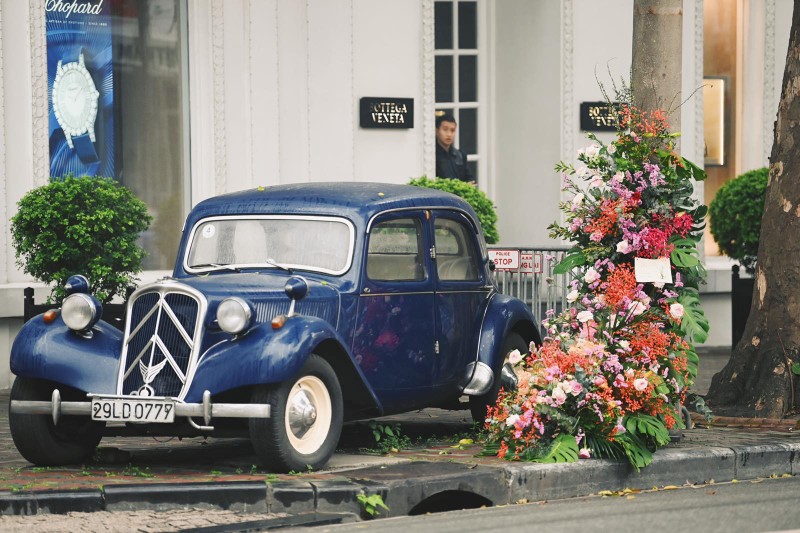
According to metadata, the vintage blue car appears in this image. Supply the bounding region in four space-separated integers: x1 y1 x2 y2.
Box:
9 183 540 471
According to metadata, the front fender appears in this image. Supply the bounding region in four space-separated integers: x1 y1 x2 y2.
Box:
10 314 124 394
185 316 349 402
476 294 539 371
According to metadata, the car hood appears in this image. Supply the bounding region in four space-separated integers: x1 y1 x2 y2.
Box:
150 273 341 327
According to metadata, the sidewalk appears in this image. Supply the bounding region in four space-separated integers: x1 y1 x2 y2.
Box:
1 348 799 521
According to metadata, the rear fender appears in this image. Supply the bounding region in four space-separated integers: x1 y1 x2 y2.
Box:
10 314 123 394
476 294 540 371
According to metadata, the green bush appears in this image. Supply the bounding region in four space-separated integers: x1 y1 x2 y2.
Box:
409 176 499 243
11 176 153 304
708 167 768 274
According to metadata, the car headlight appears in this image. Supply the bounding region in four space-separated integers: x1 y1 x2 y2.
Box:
62 293 102 331
217 297 254 335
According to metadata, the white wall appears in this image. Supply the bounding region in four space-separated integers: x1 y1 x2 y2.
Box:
492 0 562 247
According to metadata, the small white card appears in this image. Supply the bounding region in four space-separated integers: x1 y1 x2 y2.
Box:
634 257 673 284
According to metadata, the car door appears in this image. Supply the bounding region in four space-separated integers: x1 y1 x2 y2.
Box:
431 211 492 387
352 212 437 412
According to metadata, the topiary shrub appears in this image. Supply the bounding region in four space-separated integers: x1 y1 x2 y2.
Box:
409 176 499 243
11 175 153 304
708 167 768 274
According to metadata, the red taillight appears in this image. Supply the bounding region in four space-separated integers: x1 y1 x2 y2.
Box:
271 315 287 329
43 310 58 324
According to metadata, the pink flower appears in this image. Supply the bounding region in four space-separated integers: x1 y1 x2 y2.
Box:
616 240 631 254
568 380 584 396
633 378 649 392
590 231 603 242
669 303 685 319
508 349 523 366
579 447 591 459
577 310 594 323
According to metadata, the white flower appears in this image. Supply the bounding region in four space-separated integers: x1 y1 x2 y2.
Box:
616 240 631 254
572 192 585 205
618 340 630 351
567 289 580 303
552 387 567 404
506 414 520 427
583 267 600 284
577 310 594 323
590 176 604 188
576 166 591 178
629 301 647 316
669 303 685 319
508 349 523 366
584 144 601 158
633 378 649 392
607 143 617 154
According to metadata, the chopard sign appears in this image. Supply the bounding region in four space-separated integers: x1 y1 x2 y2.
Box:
46 0 104 18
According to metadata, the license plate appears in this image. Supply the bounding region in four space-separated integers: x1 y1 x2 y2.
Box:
91 397 176 423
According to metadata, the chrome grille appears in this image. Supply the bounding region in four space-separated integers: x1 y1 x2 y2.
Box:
118 285 204 400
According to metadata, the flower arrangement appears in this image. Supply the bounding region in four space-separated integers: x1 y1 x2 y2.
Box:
482 95 709 469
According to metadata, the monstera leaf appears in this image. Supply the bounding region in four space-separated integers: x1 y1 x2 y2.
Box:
677 288 710 344
528 433 579 463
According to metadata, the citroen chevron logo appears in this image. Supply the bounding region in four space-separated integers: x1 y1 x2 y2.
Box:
125 291 196 397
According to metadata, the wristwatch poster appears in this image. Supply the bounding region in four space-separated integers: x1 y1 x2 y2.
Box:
46 0 114 178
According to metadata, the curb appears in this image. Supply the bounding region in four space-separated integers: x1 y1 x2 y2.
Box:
2 441 799 518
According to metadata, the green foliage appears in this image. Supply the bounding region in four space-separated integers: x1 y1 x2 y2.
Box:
676 288 710 344
409 176 499 243
368 421 411 454
527 433 579 463
552 250 587 275
357 491 389 517
708 167 769 274
11 175 152 304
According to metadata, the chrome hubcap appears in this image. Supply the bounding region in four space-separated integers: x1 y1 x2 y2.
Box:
288 390 317 439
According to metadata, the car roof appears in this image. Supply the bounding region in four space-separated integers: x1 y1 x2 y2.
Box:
185 182 480 229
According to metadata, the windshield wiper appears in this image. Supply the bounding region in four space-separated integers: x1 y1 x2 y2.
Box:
264 258 293 274
191 263 241 272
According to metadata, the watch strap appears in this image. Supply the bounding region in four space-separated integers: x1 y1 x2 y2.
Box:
72 133 100 164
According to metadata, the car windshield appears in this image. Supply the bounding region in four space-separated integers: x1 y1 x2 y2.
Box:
185 216 354 275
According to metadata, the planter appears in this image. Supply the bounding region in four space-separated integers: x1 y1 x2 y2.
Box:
731 265 754 350
23 287 128 332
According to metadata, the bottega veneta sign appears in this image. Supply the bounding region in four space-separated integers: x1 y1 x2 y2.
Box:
580 101 620 132
360 97 414 129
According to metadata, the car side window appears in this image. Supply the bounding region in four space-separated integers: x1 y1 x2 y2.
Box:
367 218 426 281
434 217 479 281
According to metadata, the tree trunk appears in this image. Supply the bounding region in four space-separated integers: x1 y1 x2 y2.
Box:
706 1 800 418
631 0 683 135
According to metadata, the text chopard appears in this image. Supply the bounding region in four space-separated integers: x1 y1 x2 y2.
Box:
46 0 104 19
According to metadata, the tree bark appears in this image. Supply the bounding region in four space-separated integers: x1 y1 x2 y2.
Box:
706 1 800 418
631 0 683 135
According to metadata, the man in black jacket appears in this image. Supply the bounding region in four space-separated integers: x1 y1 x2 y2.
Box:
435 113 475 183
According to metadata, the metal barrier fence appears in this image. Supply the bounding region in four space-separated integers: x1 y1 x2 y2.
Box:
487 246 573 331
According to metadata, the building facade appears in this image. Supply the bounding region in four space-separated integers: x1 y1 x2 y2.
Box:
0 0 793 389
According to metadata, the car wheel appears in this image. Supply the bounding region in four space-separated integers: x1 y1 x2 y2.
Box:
249 354 343 472
9 377 101 466
469 332 529 423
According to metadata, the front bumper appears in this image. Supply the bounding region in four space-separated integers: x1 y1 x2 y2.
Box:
10 389 271 431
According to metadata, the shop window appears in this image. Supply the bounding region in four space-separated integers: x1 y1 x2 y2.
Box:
46 0 190 271
434 0 481 182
